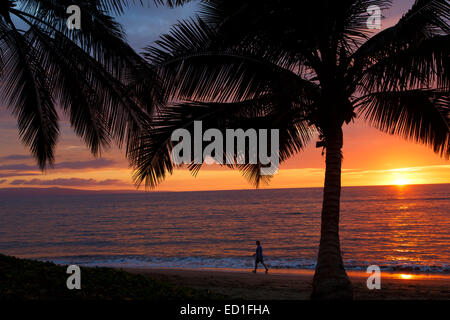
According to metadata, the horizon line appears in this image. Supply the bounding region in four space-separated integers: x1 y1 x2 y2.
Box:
0 182 448 194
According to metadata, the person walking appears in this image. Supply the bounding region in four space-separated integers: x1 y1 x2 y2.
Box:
252 241 269 273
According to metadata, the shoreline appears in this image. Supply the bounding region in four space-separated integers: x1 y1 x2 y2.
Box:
121 267 450 300
118 266 450 279
2 254 449 300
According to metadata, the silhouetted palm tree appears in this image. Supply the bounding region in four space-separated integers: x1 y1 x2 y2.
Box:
0 0 190 169
130 0 449 299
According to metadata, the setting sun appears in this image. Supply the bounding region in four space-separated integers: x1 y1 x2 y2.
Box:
388 169 414 186
393 178 409 186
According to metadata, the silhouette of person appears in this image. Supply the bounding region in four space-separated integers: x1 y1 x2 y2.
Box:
252 240 269 273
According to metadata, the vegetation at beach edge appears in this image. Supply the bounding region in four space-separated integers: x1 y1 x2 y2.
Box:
0 254 227 300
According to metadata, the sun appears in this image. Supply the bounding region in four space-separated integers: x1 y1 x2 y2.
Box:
393 178 409 186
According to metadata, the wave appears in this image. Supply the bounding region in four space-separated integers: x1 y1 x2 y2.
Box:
38 255 450 274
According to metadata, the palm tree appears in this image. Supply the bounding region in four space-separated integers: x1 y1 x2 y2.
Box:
130 0 449 299
0 0 191 169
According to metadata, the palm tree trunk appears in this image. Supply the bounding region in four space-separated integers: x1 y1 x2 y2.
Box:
311 125 353 300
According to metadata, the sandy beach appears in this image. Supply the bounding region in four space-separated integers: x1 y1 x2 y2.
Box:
124 268 450 300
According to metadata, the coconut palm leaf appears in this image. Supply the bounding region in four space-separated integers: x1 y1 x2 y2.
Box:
13 0 144 80
1 26 59 169
28 26 153 155
356 89 449 157
130 95 315 188
350 0 450 92
1 0 184 169
147 17 320 105
357 35 449 93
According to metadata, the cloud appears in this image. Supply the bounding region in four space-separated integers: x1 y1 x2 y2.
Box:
10 178 125 187
54 159 116 169
0 159 116 171
0 164 36 171
0 154 31 161
0 179 6 184
342 165 450 176
0 172 39 178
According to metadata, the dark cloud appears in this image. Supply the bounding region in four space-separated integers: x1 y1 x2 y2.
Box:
0 164 36 171
0 172 39 178
54 159 116 169
0 159 116 171
0 154 31 161
10 178 125 187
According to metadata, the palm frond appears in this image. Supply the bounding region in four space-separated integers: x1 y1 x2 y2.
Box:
25 26 111 155
15 0 138 80
147 17 318 104
1 27 59 169
350 0 450 92
356 89 449 157
0 20 8 77
130 95 314 188
358 34 449 92
1 1 162 167
130 98 272 188
235 109 314 187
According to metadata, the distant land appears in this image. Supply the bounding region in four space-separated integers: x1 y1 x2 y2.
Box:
0 184 448 197
0 187 144 196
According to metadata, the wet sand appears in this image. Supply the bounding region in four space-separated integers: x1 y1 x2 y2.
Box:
123 268 450 300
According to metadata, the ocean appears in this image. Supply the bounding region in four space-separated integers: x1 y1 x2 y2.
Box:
0 184 449 273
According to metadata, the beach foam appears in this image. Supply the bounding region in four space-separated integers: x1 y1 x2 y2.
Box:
38 254 450 274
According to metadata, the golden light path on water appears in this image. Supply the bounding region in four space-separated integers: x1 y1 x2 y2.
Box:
193 268 450 281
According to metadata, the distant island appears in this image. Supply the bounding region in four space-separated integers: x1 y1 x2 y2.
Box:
0 187 144 197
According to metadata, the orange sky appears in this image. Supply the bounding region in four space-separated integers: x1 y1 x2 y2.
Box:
0 0 448 192
0 113 448 191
